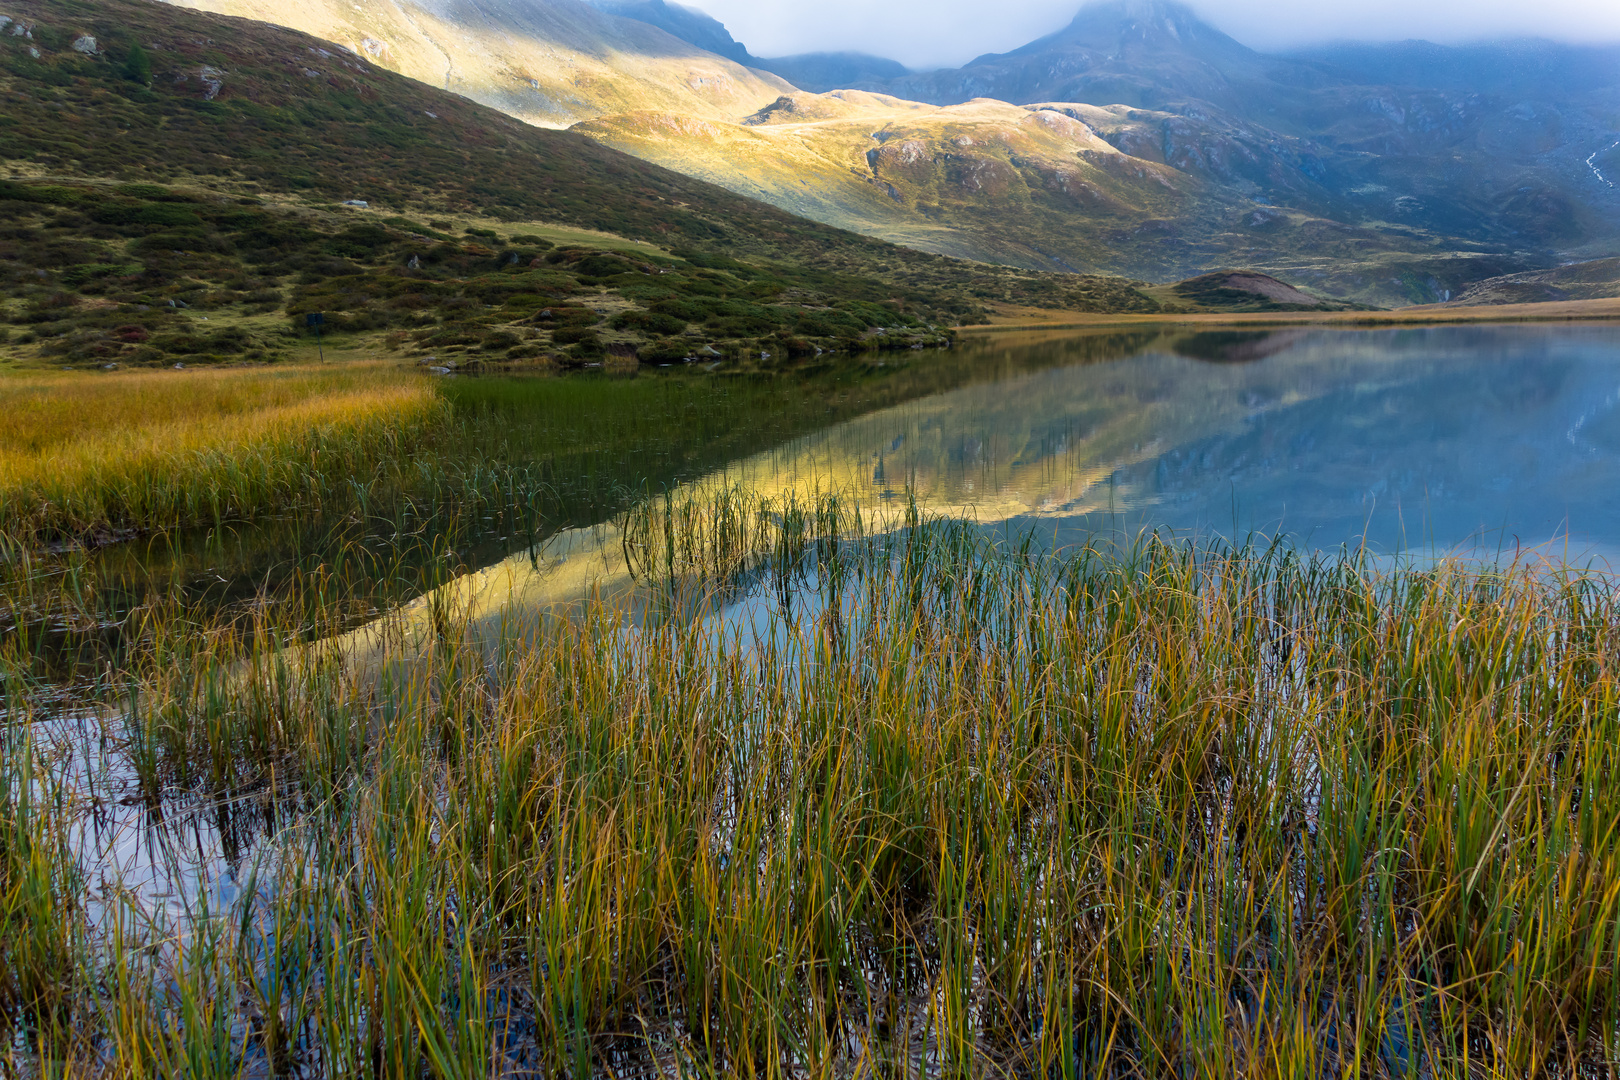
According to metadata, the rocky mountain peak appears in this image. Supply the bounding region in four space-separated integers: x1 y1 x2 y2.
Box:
994 0 1254 64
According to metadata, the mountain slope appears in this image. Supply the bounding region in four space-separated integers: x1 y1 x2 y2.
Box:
585 0 910 94
162 0 791 127
883 0 1284 113
579 94 1234 276
823 0 1620 260
570 0 1614 301
1446 258 1620 306
576 90 1535 304
586 0 751 63
2 0 1187 374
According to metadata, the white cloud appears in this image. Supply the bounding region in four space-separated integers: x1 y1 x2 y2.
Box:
688 0 1620 69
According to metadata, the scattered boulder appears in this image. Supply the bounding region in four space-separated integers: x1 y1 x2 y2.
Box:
71 34 97 54
198 65 225 99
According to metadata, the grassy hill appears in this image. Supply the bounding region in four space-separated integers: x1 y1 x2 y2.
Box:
0 0 1176 370
163 0 792 129
1447 258 1620 306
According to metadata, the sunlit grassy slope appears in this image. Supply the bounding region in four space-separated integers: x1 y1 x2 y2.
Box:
163 0 792 128
574 91 1530 306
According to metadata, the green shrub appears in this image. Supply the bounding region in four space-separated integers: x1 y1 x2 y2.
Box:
575 253 635 278
91 203 202 227
610 309 686 335
636 337 692 364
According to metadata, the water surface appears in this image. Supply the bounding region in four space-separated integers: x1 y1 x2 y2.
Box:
343 321 1620 653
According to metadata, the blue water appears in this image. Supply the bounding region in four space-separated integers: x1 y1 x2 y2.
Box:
847 323 1620 560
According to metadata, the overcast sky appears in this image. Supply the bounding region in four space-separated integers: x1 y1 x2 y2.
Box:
687 0 1620 68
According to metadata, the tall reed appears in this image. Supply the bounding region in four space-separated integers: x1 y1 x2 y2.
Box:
4 499 1620 1077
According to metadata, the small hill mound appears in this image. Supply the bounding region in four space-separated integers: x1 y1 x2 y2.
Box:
1172 271 1323 309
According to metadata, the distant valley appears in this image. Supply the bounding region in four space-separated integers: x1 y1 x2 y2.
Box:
583 0 1620 304
26 0 1620 306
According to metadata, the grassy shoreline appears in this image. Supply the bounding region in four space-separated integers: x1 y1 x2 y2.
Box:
962 295 1620 331
5 331 1620 1076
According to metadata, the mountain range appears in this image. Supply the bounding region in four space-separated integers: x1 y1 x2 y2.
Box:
6 0 1218 374
26 0 1620 307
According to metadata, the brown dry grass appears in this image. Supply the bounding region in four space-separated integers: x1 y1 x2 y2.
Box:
963 295 1620 331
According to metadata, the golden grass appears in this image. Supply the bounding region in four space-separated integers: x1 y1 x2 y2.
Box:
0 364 447 538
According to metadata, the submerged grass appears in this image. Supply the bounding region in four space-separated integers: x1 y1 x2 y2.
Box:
4 492 1620 1077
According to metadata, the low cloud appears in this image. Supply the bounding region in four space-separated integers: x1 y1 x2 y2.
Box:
690 0 1620 69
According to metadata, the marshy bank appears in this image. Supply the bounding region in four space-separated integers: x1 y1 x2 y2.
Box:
5 510 1620 1077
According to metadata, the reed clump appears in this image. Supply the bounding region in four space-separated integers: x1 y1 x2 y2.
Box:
4 504 1620 1077
0 365 448 542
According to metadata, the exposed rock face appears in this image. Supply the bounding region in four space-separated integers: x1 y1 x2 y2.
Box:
198 63 224 98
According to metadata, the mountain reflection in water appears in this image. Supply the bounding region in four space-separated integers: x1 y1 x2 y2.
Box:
847 323 1620 557
361 322 1620 653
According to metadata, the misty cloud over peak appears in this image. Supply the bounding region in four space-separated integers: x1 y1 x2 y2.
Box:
687 0 1620 70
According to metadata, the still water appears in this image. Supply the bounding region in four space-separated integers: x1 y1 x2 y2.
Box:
341 321 1620 651
813 323 1620 558
40 321 1620 656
